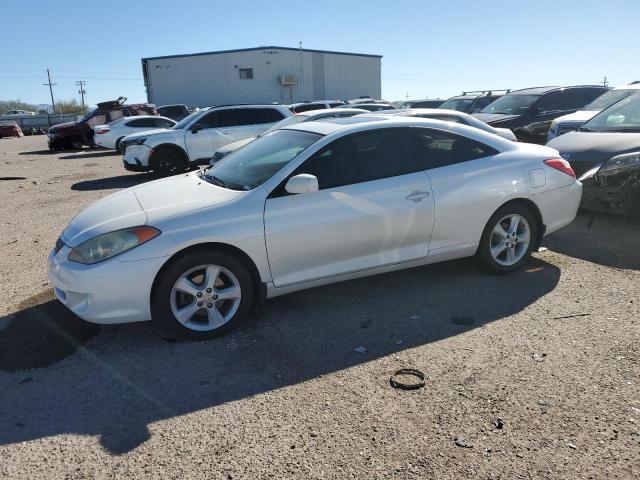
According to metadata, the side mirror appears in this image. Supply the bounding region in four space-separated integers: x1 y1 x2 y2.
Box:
191 124 203 133
285 174 319 194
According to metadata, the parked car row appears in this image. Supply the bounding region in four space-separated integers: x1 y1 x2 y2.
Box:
548 90 640 216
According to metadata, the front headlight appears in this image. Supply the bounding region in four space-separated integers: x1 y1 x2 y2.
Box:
600 151 640 173
68 226 160 264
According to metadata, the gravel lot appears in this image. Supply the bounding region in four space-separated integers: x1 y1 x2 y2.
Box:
0 135 639 479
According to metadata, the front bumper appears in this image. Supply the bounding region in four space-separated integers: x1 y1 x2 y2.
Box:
48 246 168 324
123 144 152 168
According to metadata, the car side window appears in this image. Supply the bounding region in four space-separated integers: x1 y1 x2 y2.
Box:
413 128 498 170
580 88 609 108
536 92 565 113
196 109 239 129
125 118 152 128
293 128 419 190
236 108 285 125
154 118 175 128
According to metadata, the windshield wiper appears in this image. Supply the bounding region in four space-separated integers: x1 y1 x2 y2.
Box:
203 171 228 188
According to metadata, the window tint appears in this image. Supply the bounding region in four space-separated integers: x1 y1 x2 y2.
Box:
236 108 285 125
328 103 344 108
292 103 325 113
536 91 565 112
580 88 609 107
294 128 420 190
197 109 239 128
413 128 498 169
239 68 253 79
154 118 175 128
472 96 496 111
126 118 156 128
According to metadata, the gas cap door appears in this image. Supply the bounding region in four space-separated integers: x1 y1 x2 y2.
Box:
529 168 546 188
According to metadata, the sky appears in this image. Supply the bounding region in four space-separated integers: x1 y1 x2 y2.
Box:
1 0 638 107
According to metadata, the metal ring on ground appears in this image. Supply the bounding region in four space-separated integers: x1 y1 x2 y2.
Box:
390 368 426 390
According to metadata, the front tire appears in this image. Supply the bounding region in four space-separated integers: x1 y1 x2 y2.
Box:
115 137 125 154
152 250 254 339
150 146 188 176
477 203 538 274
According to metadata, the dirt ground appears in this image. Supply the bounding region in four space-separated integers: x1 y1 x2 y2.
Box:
0 135 638 479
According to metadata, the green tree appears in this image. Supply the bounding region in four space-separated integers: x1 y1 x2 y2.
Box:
55 99 88 115
0 100 40 114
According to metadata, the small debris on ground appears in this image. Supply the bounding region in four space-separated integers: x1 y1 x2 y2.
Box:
532 352 547 362
454 437 473 448
566 443 577 450
553 312 591 320
494 418 504 429
354 346 367 353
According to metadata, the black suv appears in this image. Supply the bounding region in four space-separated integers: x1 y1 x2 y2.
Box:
473 85 609 144
438 90 509 114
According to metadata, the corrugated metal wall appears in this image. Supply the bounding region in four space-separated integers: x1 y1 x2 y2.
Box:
144 48 381 107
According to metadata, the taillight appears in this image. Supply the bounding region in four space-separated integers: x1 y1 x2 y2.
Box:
544 158 575 178
94 128 110 135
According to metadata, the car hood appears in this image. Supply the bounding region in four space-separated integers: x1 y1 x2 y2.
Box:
48 121 78 133
217 137 256 155
547 131 640 177
553 110 599 123
472 113 520 124
61 172 244 246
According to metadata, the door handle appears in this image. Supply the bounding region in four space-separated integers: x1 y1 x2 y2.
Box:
405 190 431 202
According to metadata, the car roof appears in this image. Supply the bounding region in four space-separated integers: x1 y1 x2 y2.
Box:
282 116 515 148
506 85 608 95
298 107 369 118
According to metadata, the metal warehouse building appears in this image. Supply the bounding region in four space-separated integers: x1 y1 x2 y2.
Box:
142 46 382 107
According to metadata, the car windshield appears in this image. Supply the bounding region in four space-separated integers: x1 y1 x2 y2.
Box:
480 94 540 115
172 111 202 129
584 89 638 111
259 114 309 136
204 129 321 190
582 93 640 132
439 98 474 111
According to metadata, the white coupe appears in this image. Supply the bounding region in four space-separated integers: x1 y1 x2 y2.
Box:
49 116 581 339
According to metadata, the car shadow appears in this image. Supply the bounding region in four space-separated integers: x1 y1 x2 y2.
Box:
71 174 156 191
18 150 55 155
0 257 560 454
544 210 640 270
58 150 118 160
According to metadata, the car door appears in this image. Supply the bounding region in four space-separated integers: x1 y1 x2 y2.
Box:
411 128 503 252
264 127 435 287
185 109 243 161
238 107 287 138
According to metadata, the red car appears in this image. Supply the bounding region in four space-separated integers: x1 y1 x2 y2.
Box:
47 97 158 150
0 121 24 138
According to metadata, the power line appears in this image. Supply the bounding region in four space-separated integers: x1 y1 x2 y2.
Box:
76 80 86 108
43 69 56 113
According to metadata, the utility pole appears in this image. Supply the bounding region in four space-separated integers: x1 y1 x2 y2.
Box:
43 69 57 114
602 76 608 87
76 80 86 108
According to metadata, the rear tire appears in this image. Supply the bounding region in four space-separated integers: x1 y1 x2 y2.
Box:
115 137 125 154
152 250 254 340
150 146 188 176
477 203 538 274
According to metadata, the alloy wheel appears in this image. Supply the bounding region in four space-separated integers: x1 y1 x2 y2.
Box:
169 264 242 332
489 214 531 266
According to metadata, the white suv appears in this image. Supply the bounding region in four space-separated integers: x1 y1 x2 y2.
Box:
547 82 640 142
122 105 291 175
